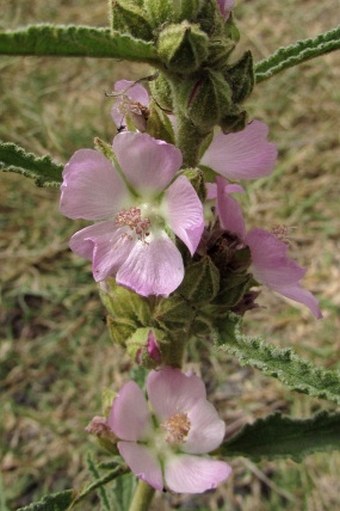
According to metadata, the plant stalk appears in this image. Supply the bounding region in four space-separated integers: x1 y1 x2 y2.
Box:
128 480 155 511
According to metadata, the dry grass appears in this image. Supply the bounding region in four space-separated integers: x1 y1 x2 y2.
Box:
1 0 339 509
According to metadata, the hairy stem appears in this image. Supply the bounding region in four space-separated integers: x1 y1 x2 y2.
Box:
128 480 155 511
176 114 207 167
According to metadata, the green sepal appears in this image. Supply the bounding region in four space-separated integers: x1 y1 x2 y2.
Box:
207 37 235 70
149 72 174 112
224 12 240 42
176 70 232 131
197 0 223 37
144 0 173 27
225 50 255 103
99 279 151 344
220 108 248 133
215 272 253 308
154 295 195 330
182 167 206 201
157 22 209 74
109 0 153 41
179 256 220 304
146 101 175 143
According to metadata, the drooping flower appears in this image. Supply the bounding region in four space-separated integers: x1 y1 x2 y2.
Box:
201 120 278 181
60 131 204 297
107 367 232 493
209 177 322 318
111 79 150 132
217 0 234 20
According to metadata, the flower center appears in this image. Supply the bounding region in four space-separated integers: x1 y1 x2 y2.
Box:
162 413 191 445
114 207 151 242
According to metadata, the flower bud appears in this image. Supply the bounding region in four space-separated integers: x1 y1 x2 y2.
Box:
126 328 163 367
146 101 175 143
224 51 254 103
175 70 232 131
207 37 235 71
179 256 220 304
157 22 209 74
220 108 248 133
85 415 118 454
144 0 203 27
110 0 152 41
149 73 173 112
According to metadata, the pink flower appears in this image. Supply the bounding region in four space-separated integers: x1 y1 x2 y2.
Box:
201 120 277 180
60 132 204 296
209 177 322 318
108 367 232 493
111 80 150 132
217 0 234 19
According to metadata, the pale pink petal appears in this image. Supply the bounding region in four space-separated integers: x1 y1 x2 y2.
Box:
118 442 163 491
112 132 182 194
184 400 226 454
165 455 232 494
60 149 128 220
69 221 118 260
116 232 184 296
163 176 204 255
91 227 136 282
216 176 246 239
246 228 322 318
147 331 162 363
217 0 234 19
108 381 151 441
206 182 217 200
111 80 149 131
147 368 206 420
200 120 277 180
272 284 322 319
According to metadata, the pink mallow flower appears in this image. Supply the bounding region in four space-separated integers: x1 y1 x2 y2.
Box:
60 132 204 296
217 0 234 20
111 79 150 132
200 120 277 181
208 177 322 318
108 367 231 493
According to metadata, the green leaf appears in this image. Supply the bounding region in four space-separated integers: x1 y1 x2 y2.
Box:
216 315 340 405
255 25 340 83
111 474 136 511
16 490 73 511
0 24 158 62
0 141 63 187
221 411 340 461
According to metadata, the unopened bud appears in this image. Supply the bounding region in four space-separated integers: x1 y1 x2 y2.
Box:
127 328 163 367
175 70 232 131
149 73 174 112
145 0 203 27
179 256 220 304
224 51 254 103
86 416 118 453
157 22 209 74
110 0 152 41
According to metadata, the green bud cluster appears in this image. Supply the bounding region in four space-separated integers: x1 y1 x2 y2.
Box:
109 0 254 135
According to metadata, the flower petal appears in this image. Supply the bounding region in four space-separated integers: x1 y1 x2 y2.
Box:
107 381 151 441
69 222 117 260
111 80 150 131
246 228 322 318
112 132 182 194
60 149 128 220
184 400 226 454
165 454 232 494
118 442 163 491
116 232 184 296
91 227 136 282
200 120 277 180
147 367 206 421
163 176 204 255
217 0 234 19
216 176 246 239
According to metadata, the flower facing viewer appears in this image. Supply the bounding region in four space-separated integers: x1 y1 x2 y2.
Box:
108 367 231 493
60 132 204 296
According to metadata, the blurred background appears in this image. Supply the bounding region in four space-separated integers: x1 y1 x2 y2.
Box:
0 1 339 509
